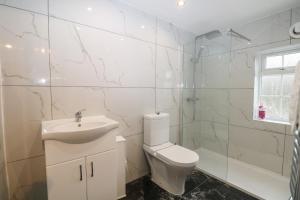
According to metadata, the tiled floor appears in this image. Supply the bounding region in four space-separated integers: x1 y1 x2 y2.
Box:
121 170 259 200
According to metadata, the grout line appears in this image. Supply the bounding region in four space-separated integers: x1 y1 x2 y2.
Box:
47 0 53 120
0 3 47 16
7 154 45 164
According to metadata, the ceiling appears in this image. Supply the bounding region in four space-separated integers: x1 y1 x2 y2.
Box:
120 0 300 35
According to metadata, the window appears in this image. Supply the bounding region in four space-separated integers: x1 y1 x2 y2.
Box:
254 45 300 123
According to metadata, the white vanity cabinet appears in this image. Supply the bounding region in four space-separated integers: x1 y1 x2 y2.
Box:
44 125 118 200
46 149 117 200
47 158 87 200
86 150 117 200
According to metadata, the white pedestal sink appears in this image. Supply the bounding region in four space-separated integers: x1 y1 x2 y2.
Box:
42 115 120 200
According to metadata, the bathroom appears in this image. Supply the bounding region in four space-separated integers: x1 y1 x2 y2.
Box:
0 0 300 199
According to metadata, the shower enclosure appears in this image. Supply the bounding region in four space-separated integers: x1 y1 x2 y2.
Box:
182 29 233 180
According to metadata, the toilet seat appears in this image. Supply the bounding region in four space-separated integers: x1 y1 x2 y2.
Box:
143 143 199 167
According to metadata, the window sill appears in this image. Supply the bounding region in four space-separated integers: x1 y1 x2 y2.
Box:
253 118 291 126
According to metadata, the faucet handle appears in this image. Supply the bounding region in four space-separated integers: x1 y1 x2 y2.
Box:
75 109 86 115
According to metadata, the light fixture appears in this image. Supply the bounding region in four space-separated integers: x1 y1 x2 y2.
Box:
41 48 46 54
4 44 12 49
87 7 92 11
177 0 185 7
140 25 145 29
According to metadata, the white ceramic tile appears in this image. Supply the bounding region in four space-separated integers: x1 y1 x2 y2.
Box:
156 88 180 126
157 19 194 51
230 41 290 88
52 87 155 137
3 86 51 162
50 18 155 87
156 46 182 88
7 156 47 200
283 135 294 177
229 89 286 133
182 88 195 124
196 89 229 124
0 0 48 14
125 134 149 183
0 162 8 200
196 53 230 88
231 10 291 50
198 121 228 156
182 122 201 150
0 6 49 86
182 52 194 89
170 125 180 144
229 125 285 173
49 0 156 43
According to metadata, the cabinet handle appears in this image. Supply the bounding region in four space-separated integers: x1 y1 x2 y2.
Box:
91 162 94 177
79 165 83 181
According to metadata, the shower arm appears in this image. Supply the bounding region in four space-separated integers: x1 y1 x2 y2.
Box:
228 29 251 42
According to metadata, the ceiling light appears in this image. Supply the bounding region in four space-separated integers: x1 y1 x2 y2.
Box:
4 44 12 49
140 25 145 29
177 0 185 7
87 7 92 11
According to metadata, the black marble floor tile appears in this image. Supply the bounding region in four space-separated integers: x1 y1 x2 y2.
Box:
121 170 259 200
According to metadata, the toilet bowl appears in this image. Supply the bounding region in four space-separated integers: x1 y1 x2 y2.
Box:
143 113 199 195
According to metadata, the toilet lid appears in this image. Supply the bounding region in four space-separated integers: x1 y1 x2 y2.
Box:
157 145 199 167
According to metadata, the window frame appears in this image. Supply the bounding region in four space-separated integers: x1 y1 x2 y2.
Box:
254 44 300 124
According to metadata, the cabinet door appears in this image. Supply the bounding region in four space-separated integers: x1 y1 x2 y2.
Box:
46 158 87 200
86 150 117 200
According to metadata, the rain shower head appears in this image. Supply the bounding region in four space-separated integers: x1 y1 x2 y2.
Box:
195 30 222 40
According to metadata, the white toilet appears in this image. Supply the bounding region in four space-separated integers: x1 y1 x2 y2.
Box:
143 113 199 195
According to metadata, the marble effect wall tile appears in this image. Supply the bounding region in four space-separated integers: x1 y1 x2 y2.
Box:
195 53 230 88
0 0 48 14
170 125 180 144
182 88 195 124
231 10 291 50
196 89 229 124
125 134 149 183
156 46 182 88
283 135 294 177
229 89 286 133
182 122 201 150
49 0 156 43
0 6 49 86
182 52 194 89
157 19 195 52
156 88 180 126
50 18 155 87
229 125 285 174
7 156 47 200
0 163 8 200
3 86 51 162
198 121 228 156
52 87 155 137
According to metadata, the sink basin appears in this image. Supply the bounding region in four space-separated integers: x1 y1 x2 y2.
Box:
42 116 119 144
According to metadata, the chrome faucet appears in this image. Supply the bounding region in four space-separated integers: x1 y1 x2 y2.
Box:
75 109 86 122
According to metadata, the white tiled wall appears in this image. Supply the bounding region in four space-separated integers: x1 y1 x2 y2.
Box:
182 7 299 177
0 0 194 199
